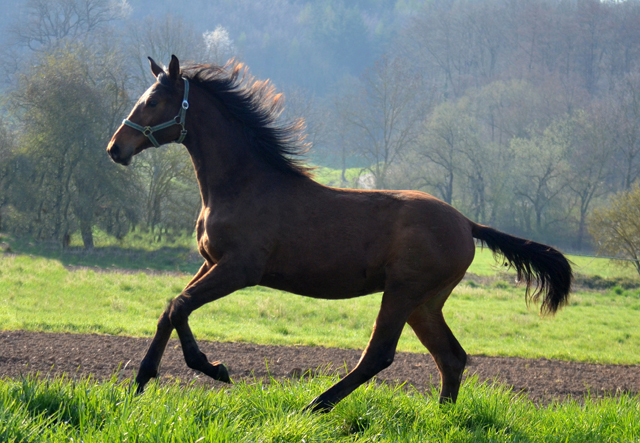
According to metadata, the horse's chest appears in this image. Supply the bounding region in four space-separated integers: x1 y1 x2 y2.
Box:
195 216 226 264
196 211 244 263
196 231 218 264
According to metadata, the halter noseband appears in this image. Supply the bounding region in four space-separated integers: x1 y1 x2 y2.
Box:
123 77 190 148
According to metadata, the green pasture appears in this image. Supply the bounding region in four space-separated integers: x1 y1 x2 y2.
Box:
1 374 638 442
1 252 639 365
1 248 639 442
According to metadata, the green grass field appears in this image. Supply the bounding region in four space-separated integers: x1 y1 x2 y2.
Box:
1 374 638 442
1 248 639 442
1 252 639 364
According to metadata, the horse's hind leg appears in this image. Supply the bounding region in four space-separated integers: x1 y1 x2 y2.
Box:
306 288 413 413
408 299 467 404
135 310 174 393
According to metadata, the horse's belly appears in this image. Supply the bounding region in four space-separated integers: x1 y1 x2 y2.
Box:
259 264 385 299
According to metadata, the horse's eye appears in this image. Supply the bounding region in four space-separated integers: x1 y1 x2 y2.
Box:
147 100 158 108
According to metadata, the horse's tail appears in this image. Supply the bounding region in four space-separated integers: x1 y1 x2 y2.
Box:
471 222 572 315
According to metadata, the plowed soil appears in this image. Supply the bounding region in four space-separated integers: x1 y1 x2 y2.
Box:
1 330 639 403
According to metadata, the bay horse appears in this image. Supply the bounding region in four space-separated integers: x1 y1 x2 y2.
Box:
106 55 572 412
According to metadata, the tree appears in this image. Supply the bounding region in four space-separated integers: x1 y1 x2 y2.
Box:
589 185 640 276
10 0 129 51
6 45 135 248
124 14 211 93
203 25 236 65
610 71 640 190
510 123 570 236
134 145 200 237
416 101 466 205
400 0 518 99
0 118 16 232
563 109 613 249
337 55 432 189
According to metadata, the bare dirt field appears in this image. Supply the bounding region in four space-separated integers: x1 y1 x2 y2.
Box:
1 330 639 403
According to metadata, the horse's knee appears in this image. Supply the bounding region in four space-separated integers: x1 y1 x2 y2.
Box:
168 296 190 327
157 310 172 329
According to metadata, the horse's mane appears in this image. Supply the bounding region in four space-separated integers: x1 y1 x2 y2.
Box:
179 61 312 178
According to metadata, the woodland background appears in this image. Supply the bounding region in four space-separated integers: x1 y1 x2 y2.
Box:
1 0 640 254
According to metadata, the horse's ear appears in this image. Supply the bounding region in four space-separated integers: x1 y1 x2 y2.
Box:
168 55 180 81
148 57 164 78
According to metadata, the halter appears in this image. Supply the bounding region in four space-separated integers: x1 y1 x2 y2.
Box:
123 78 190 147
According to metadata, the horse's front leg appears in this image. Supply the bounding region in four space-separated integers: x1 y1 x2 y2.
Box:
135 258 260 392
135 262 211 393
169 257 263 382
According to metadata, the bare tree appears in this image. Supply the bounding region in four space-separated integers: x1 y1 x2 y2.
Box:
510 124 569 234
416 101 465 205
11 0 129 51
610 71 640 190
125 14 210 93
337 55 432 189
0 118 16 231
563 109 614 249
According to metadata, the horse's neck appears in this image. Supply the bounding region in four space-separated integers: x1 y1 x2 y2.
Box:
180 89 247 203
182 86 309 207
185 138 252 205
183 122 282 208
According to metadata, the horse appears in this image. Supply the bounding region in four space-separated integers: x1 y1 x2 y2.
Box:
106 55 572 412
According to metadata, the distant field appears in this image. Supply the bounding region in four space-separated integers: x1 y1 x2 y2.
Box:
1 253 638 365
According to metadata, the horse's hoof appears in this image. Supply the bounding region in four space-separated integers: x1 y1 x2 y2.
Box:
304 396 334 414
132 378 146 395
212 362 231 383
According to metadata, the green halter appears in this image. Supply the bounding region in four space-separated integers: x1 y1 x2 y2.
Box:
123 78 190 147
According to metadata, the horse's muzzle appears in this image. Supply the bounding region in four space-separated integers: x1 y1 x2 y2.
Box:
107 143 131 166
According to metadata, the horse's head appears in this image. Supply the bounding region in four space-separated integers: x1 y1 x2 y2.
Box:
107 55 189 165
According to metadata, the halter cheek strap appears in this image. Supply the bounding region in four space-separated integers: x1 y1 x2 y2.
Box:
123 77 190 148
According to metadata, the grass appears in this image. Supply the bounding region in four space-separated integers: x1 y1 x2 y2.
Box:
4 232 203 274
0 374 638 442
312 166 367 188
1 254 639 365
1 243 639 442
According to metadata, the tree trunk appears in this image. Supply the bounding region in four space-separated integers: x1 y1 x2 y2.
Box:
80 221 94 250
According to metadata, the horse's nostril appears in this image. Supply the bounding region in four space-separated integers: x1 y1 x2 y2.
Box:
109 143 120 160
